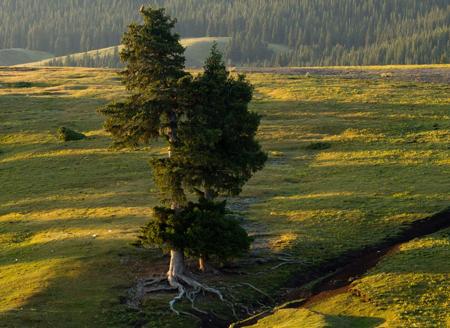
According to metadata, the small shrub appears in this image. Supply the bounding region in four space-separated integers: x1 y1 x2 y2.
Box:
305 142 332 150
57 127 86 141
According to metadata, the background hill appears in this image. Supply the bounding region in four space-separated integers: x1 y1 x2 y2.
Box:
0 0 448 67
27 37 232 68
27 37 291 68
0 49 53 66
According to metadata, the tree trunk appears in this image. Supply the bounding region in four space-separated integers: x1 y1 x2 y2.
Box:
167 110 185 284
198 256 206 272
167 249 185 284
198 188 214 271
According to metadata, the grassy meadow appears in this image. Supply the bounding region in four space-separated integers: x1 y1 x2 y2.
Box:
0 65 449 327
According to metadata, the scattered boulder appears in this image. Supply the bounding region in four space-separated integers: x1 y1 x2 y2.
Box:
57 127 86 141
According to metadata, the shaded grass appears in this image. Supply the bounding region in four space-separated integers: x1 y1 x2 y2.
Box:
0 66 449 327
247 307 384 328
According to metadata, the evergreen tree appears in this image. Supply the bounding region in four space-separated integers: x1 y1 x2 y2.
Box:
183 45 267 269
142 45 267 271
99 7 189 289
100 8 265 312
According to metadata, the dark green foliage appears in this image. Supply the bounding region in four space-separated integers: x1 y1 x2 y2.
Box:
175 45 267 196
99 7 188 148
137 199 252 261
305 142 332 151
138 205 190 252
101 8 261 264
57 127 86 141
119 9 186 92
149 157 186 204
0 0 448 66
184 200 253 261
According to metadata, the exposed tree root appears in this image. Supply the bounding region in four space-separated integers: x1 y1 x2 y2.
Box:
270 256 305 270
167 273 224 315
239 283 274 302
126 252 305 321
235 253 307 275
127 272 226 317
127 272 276 323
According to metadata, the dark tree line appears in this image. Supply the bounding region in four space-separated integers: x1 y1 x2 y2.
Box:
0 0 448 66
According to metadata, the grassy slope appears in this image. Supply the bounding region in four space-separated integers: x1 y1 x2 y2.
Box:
23 37 232 68
0 49 54 66
0 66 449 327
23 37 291 68
253 228 450 328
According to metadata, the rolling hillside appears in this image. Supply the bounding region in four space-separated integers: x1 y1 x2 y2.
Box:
26 37 231 68
0 49 53 66
24 37 290 68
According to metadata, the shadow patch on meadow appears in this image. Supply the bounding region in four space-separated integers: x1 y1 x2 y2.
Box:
323 313 385 328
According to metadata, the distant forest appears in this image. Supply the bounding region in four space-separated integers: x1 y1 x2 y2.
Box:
0 0 449 66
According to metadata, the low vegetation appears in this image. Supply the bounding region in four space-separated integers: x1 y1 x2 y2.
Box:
57 127 86 142
0 64 449 326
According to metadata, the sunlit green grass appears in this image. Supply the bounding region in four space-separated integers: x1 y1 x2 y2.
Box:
256 228 450 328
348 227 450 327
0 66 449 327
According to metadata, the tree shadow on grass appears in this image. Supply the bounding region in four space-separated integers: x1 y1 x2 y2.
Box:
323 313 385 328
253 307 385 328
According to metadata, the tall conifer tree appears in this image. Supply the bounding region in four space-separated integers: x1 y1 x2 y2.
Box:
99 7 190 289
101 8 266 312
